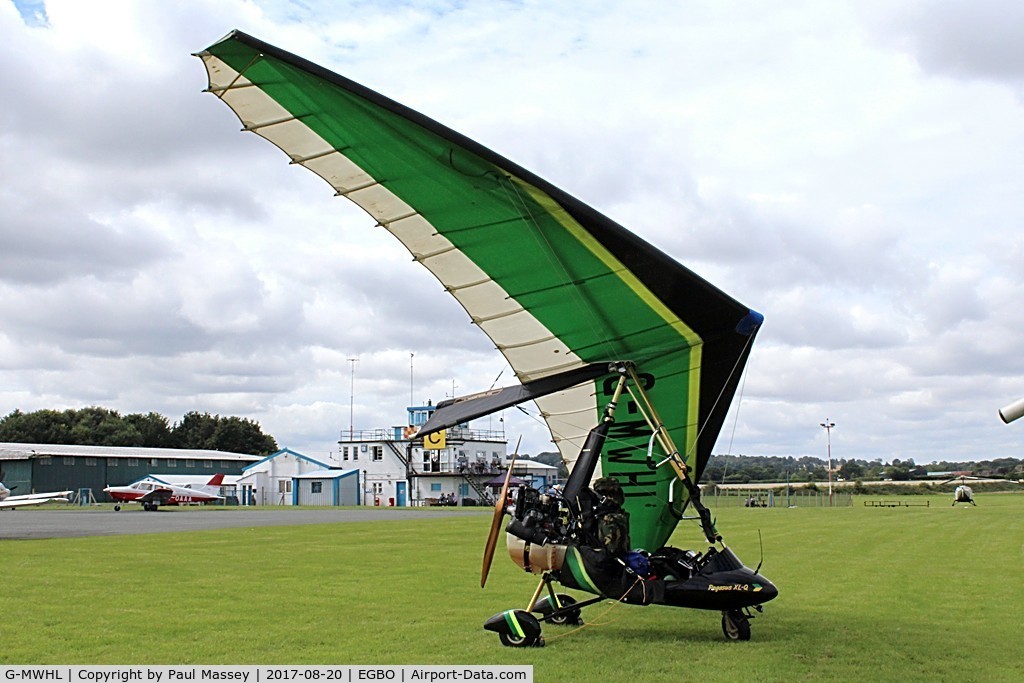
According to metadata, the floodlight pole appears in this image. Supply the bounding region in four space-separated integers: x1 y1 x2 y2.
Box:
820 419 835 507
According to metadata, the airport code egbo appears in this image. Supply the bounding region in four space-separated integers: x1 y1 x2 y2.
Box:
1 669 531 683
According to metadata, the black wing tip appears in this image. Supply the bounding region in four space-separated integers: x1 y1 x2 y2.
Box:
736 309 764 336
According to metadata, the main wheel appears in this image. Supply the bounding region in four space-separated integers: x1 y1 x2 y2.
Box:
548 596 582 626
498 631 543 648
722 610 751 641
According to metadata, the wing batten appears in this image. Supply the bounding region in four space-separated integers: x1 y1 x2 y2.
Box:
432 216 526 237
443 277 493 293
502 269 620 300
470 307 526 324
241 113 306 132
494 335 558 351
288 148 339 164
206 81 258 96
412 244 459 262
335 178 384 196
376 210 419 226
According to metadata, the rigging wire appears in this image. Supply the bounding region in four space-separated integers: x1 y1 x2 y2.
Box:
488 365 507 390
721 338 754 485
680 329 759 463
726 341 752 457
541 575 646 643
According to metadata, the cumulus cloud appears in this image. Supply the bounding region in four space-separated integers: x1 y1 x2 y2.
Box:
871 0 1024 86
1 0 1022 464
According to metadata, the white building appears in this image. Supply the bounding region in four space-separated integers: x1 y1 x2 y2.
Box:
339 403 547 506
235 448 337 506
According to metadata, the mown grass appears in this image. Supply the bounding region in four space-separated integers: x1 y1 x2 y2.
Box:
3 495 1022 682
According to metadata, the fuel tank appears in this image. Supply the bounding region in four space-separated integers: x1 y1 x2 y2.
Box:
506 535 567 574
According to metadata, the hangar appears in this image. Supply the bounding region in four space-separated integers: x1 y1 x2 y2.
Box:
0 442 261 503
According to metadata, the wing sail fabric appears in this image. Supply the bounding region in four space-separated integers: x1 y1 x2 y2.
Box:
196 30 762 549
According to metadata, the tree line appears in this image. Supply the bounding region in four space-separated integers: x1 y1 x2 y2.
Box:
530 450 1023 484
0 407 278 456
703 453 1024 484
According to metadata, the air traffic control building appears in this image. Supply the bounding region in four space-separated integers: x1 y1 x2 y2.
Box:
0 443 261 502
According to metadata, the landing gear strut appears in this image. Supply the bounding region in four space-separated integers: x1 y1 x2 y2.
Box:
485 573 599 647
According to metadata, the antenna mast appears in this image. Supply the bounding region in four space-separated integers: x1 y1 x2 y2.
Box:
347 358 359 439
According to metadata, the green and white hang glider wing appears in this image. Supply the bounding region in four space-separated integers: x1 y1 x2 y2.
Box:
196 30 762 550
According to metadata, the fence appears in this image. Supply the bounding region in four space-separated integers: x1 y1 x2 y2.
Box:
69 488 96 506
710 488 853 508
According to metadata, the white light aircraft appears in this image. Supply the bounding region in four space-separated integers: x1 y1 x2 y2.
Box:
0 470 72 510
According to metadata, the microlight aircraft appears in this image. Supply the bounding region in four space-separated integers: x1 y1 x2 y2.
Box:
0 470 72 510
195 31 778 644
104 474 225 511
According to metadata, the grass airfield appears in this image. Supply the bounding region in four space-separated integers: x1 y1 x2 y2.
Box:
3 495 1022 682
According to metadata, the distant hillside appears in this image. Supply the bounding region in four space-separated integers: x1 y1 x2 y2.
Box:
526 451 568 479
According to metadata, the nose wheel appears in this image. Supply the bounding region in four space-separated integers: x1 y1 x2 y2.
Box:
721 609 751 641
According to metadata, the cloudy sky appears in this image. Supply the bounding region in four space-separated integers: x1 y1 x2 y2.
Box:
2 0 1023 466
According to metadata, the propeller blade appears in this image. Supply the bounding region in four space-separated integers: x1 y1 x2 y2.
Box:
481 436 521 588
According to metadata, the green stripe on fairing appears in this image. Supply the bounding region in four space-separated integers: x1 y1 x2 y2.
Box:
206 39 703 549
565 548 601 595
502 611 525 638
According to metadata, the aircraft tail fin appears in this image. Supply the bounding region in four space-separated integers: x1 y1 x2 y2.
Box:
206 473 225 486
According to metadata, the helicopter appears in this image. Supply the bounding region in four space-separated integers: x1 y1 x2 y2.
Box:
938 475 991 507
952 484 975 506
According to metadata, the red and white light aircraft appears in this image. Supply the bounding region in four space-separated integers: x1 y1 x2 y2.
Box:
0 470 72 510
104 474 225 511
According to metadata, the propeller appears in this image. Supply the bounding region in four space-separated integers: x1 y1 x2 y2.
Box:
0 469 14 493
481 436 521 588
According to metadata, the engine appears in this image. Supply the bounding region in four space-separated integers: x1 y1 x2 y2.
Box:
505 485 570 547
